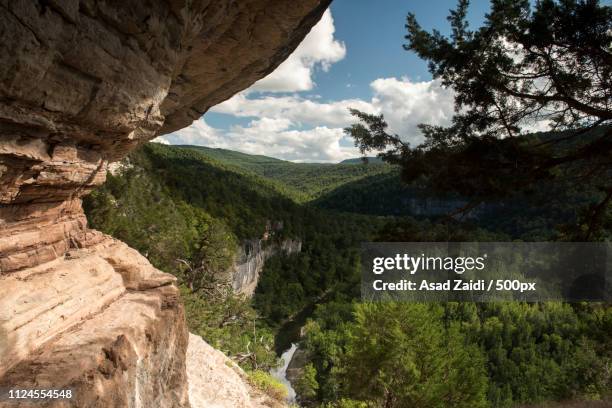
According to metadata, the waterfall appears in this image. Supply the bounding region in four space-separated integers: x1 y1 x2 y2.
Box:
270 343 298 403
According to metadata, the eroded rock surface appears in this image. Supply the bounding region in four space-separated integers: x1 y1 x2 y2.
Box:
0 249 189 407
187 333 285 408
0 0 330 275
0 0 330 406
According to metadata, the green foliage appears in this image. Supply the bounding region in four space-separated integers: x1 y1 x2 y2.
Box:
346 0 612 238
182 286 278 371
84 164 212 273
254 212 380 324
83 144 291 371
320 399 370 408
303 302 488 408
247 370 289 401
402 0 612 181
181 145 394 203
373 216 507 242
137 142 303 240
404 0 611 135
302 301 612 408
294 363 319 401
449 302 612 406
180 216 237 292
84 142 612 408
295 217 611 407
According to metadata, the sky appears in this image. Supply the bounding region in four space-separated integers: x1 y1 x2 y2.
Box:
156 0 494 162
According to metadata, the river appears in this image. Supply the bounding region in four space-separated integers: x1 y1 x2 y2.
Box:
269 292 333 405
269 299 319 405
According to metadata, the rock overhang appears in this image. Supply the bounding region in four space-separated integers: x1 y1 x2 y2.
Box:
0 1 331 405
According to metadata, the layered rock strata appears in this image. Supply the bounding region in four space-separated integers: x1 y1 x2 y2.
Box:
0 0 330 406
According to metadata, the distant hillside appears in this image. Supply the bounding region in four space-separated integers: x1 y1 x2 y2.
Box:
162 134 604 241
313 128 608 240
177 146 286 172
178 145 393 202
312 167 600 240
340 156 383 164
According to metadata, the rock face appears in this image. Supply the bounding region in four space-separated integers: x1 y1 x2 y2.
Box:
0 0 330 406
0 234 190 407
286 347 311 394
232 238 302 295
187 333 285 408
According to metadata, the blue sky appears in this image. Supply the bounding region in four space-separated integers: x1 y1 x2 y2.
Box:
158 0 493 162
314 0 489 101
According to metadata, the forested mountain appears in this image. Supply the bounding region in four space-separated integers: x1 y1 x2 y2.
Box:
312 167 601 241
340 157 383 164
84 141 611 408
84 142 383 372
178 137 605 242
178 145 394 202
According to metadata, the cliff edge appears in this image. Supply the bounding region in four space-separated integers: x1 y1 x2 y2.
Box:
0 0 330 406
187 333 285 408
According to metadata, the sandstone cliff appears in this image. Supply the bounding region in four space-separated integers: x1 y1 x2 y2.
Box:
232 238 302 296
0 0 330 406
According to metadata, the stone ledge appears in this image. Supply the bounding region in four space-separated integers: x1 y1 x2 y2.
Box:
0 285 189 408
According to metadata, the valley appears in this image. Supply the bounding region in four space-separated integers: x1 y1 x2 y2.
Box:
84 140 611 408
3 1 608 406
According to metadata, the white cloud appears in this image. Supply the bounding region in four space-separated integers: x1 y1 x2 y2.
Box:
211 92 372 128
214 76 452 142
156 119 224 146
167 77 456 162
214 78 454 142
152 136 170 144
166 117 358 162
250 10 346 93
522 119 552 134
369 77 455 144
225 118 355 162
162 8 457 162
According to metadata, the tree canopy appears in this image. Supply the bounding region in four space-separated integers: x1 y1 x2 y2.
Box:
346 0 611 237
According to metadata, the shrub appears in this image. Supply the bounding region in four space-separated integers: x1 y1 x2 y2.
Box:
247 370 288 401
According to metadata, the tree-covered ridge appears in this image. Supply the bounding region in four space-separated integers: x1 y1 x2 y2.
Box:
316 129 610 241
83 141 384 372
177 128 609 242
137 142 309 239
339 157 383 164
177 145 287 169
179 145 394 203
